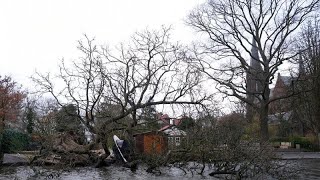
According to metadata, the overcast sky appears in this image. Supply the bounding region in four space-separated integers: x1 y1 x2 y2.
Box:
0 0 204 89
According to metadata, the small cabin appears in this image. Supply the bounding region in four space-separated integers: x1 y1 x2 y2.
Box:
133 131 167 155
162 127 186 149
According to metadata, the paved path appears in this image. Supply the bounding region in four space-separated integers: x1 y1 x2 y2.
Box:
2 153 30 165
275 151 320 159
2 151 320 165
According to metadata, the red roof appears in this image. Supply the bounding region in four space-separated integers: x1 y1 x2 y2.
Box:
158 124 172 132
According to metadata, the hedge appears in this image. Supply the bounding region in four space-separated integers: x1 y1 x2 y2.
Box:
1 129 30 153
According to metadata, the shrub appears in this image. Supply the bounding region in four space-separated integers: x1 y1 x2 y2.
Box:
1 129 30 153
269 137 290 142
289 136 313 150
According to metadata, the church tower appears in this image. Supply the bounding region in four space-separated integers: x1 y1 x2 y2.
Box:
246 37 263 121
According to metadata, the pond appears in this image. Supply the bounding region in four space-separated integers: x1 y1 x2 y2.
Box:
0 159 319 180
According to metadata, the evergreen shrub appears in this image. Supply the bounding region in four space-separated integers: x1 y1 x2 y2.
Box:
1 129 29 153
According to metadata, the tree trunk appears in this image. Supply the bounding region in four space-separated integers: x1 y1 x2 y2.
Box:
126 110 138 156
259 77 271 143
260 102 269 143
318 133 320 147
0 119 4 164
98 132 110 156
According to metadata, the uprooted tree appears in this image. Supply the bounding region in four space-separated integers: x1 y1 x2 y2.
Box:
32 27 209 155
187 0 320 142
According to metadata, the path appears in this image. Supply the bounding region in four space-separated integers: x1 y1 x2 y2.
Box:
275 151 320 159
2 153 30 165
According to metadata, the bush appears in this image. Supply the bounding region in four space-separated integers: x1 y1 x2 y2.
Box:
1 129 30 153
269 137 290 142
269 136 319 150
289 136 314 150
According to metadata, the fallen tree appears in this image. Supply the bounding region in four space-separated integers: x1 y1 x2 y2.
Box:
32 27 208 157
32 132 94 166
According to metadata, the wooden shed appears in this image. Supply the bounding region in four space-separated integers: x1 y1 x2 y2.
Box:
133 131 167 155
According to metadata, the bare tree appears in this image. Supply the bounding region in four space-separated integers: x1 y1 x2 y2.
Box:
32 35 106 136
187 0 320 142
96 27 210 154
294 17 320 138
99 27 208 133
33 27 208 154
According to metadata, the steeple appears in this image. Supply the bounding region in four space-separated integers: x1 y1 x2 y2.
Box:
247 37 262 94
246 36 263 121
250 37 262 74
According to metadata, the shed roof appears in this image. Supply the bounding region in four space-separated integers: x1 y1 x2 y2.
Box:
162 127 186 136
133 131 166 136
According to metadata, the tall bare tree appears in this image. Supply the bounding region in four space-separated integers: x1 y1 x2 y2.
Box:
33 27 208 153
99 27 207 134
187 0 319 142
294 17 320 137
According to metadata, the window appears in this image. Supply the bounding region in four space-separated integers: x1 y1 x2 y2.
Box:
168 137 174 145
175 137 181 146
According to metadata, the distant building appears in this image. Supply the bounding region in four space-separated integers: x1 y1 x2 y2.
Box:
267 56 307 136
269 73 296 115
133 113 188 154
158 114 187 149
245 38 307 136
246 37 263 121
133 131 167 155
